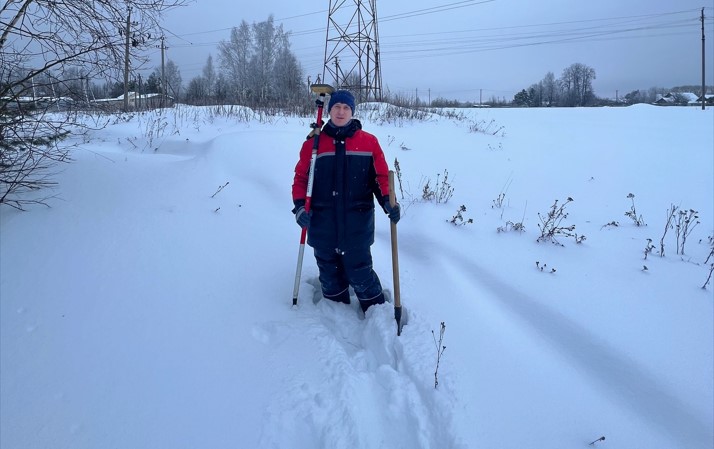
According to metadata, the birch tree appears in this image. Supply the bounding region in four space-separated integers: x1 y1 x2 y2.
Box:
219 21 252 103
249 17 278 103
218 15 303 107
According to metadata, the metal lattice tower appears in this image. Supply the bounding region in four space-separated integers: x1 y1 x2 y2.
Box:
322 0 382 102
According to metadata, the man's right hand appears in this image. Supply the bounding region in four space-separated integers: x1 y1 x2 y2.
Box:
295 206 311 229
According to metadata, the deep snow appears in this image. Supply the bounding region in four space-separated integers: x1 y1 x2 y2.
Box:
1 103 713 449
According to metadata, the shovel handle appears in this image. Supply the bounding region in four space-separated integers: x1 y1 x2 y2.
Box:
388 171 401 310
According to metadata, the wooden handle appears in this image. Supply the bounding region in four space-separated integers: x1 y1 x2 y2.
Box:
388 171 401 308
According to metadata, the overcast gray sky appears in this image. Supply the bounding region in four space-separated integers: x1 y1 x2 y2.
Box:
152 0 714 102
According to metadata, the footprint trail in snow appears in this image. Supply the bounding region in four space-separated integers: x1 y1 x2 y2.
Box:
254 278 466 449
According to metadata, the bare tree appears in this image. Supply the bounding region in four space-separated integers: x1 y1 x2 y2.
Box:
202 55 217 101
185 76 207 105
272 34 304 107
212 73 230 104
1 0 188 209
559 67 575 106
219 21 252 103
218 15 303 108
151 59 182 100
541 72 558 106
250 17 279 103
560 63 596 107
185 56 215 106
527 82 543 107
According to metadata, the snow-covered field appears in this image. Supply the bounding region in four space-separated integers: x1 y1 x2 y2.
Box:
1 103 712 448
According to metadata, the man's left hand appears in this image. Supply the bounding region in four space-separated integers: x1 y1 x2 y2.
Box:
383 198 400 224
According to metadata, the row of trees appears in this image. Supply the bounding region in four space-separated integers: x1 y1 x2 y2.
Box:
513 63 597 107
94 16 306 109
183 16 304 108
513 65 712 107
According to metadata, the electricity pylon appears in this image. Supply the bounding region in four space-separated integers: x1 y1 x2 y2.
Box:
322 0 382 102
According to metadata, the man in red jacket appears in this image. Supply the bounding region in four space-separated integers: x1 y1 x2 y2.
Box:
292 90 400 314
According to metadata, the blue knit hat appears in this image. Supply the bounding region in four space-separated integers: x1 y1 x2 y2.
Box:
328 90 356 114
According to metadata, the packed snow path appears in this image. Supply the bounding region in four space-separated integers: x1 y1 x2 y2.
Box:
254 279 465 449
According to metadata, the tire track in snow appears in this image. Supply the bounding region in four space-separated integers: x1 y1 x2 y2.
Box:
407 232 711 447
255 278 465 449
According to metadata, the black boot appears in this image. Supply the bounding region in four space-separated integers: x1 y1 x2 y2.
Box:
359 292 385 313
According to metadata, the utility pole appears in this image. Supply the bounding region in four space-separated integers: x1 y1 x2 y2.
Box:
123 7 131 112
333 56 340 87
701 7 706 110
137 73 142 110
160 36 166 108
81 74 88 103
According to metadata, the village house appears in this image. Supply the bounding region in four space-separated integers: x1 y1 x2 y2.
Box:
654 92 708 106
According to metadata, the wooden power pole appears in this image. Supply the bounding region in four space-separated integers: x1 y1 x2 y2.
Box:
160 36 166 108
123 8 132 112
701 8 706 110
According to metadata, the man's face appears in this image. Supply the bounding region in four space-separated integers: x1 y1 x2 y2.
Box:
330 103 352 127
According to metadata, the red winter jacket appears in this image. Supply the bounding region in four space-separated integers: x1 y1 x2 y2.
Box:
292 119 390 252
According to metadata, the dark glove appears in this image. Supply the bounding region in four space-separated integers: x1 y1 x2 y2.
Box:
382 196 400 224
295 206 311 229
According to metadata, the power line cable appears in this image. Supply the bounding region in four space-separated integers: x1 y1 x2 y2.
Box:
158 5 713 80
